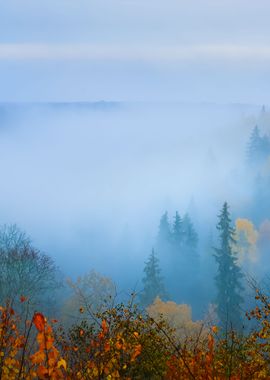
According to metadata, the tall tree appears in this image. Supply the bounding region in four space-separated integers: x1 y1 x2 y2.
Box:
172 211 183 247
247 125 261 164
214 203 244 330
157 212 171 248
140 249 167 308
0 224 61 315
176 213 200 308
247 125 270 165
156 212 172 300
182 213 198 253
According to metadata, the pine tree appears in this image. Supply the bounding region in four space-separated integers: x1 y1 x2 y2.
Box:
177 213 200 307
140 249 167 308
157 211 171 248
214 202 244 331
247 125 270 165
182 213 198 252
247 125 262 166
172 211 183 247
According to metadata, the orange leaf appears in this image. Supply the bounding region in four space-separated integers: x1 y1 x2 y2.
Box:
37 365 48 379
208 334 214 352
31 350 46 364
33 312 46 332
131 344 142 362
101 319 108 334
104 341 110 352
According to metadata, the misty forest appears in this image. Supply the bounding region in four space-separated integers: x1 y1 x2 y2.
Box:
2 0 270 379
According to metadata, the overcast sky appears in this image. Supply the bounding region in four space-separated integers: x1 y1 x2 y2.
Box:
0 0 269 103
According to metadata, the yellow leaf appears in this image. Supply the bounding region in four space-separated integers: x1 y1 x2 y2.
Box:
57 358 67 370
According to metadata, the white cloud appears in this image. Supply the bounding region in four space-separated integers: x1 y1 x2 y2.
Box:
0 43 270 63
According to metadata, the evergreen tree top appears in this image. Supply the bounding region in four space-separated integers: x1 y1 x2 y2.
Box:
172 211 182 243
182 213 198 249
173 211 182 225
214 202 244 330
157 211 171 247
158 212 171 234
142 248 161 281
247 125 270 165
140 248 168 308
216 202 236 247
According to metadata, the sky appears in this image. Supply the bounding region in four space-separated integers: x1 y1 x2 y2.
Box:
0 1 269 282
0 0 270 103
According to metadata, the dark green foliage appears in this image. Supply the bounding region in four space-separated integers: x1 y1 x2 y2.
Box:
140 249 168 308
214 202 244 331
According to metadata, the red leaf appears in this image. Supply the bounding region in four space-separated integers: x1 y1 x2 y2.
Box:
33 312 46 332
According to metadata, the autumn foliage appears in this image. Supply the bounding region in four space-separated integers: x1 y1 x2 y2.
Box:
1 291 270 379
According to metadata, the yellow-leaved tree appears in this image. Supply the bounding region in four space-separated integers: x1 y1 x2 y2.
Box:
61 270 116 327
235 218 258 266
147 297 206 342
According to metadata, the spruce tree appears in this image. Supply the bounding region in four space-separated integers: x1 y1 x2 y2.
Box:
156 212 172 300
179 213 200 306
172 211 183 247
182 213 198 252
247 125 261 164
247 125 270 165
140 248 167 308
214 202 244 331
157 211 171 248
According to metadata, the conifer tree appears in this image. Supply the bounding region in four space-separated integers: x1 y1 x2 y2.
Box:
247 125 261 164
247 125 270 165
140 249 167 308
182 213 198 252
157 211 171 249
214 202 244 330
172 211 183 247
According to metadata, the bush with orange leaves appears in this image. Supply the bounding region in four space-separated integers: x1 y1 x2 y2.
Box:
58 300 171 379
2 291 270 379
0 300 67 380
165 288 270 380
